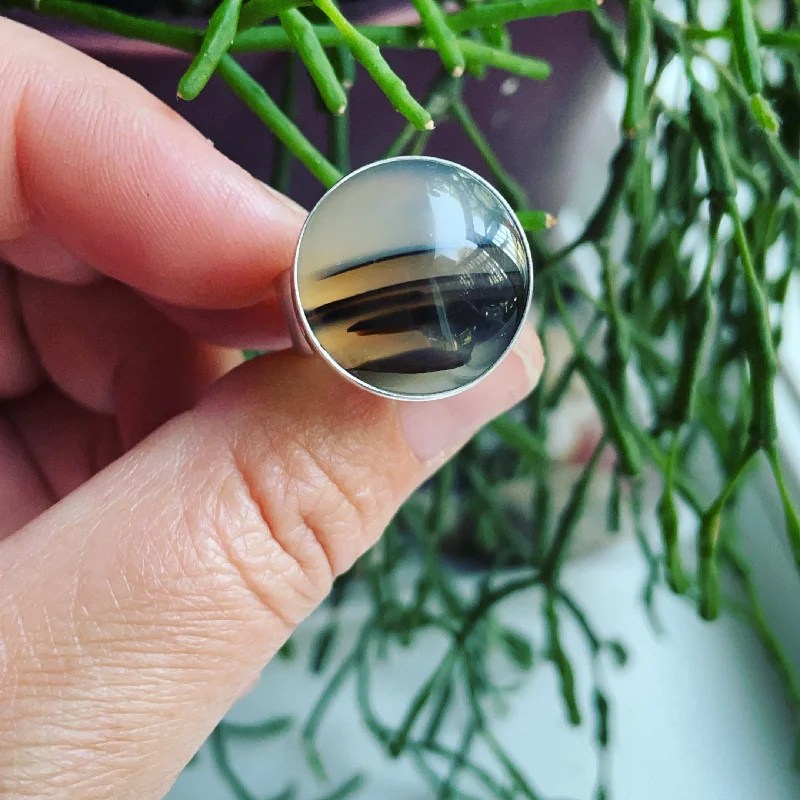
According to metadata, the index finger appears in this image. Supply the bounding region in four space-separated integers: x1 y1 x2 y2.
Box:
0 18 305 309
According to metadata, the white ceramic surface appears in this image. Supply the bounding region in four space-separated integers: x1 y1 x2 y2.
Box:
169 535 800 800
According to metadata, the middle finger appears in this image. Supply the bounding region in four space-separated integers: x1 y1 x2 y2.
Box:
17 275 242 447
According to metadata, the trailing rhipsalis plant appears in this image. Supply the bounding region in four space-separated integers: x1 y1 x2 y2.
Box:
6 0 799 795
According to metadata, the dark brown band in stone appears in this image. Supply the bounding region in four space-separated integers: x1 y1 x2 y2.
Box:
304 243 525 375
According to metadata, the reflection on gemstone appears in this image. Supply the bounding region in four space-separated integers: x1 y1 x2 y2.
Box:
295 157 531 397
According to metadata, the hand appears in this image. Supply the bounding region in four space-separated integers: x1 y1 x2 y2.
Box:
0 18 543 799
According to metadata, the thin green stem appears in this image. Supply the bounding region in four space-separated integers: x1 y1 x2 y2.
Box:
270 53 300 193
684 25 800 49
302 646 360 777
217 55 342 187
32 0 202 50
236 25 552 82
279 7 348 114
450 98 528 209
220 716 293 739
767 447 800 569
448 0 596 32
689 43 800 195
721 541 800 707
540 439 606 581
385 72 462 157
387 649 459 756
697 442 758 619
437 720 477 799
455 38 551 80
178 0 243 100
728 202 779 451
239 0 306 30
313 0 433 130
412 0 466 77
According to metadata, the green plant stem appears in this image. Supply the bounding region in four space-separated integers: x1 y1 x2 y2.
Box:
465 691 543 800
388 646 459 756
11 0 343 185
279 8 348 114
767 447 800 568
589 6 625 71
447 0 597 32
236 24 423 50
313 0 433 129
544 592 581 726
557 589 602 652
622 0 652 134
730 0 764 95
631 481 663 631
661 215 719 430
683 25 800 49
688 42 800 195
697 443 758 620
582 139 637 245
29 0 202 50
238 25 552 82
599 245 630 410
209 727 296 800
18 0 554 87
220 716 294 739
450 99 528 209
657 439 690 594
329 105 350 172
491 416 548 461
217 55 342 187
421 739 516 799
239 0 306 29
455 39 551 79
178 0 242 100
721 541 800 707
540 439 606 581
728 205 779 449
386 72 462 157
302 646 360 778
437 720 477 799
553 288 641 475
517 209 557 231
411 0 465 77
271 53 299 193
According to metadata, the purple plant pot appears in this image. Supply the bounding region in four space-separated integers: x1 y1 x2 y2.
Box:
4 4 609 211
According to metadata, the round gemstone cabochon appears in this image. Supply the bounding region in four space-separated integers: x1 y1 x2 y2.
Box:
294 156 532 399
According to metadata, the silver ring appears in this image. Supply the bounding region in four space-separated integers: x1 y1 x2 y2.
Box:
282 155 534 402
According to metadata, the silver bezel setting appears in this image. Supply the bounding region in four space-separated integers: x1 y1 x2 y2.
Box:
289 155 534 402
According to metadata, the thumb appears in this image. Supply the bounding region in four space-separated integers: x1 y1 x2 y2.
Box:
0 328 542 800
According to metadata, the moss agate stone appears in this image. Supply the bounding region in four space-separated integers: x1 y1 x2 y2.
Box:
295 157 532 399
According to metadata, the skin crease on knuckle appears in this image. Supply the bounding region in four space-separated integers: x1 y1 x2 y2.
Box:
201 368 403 627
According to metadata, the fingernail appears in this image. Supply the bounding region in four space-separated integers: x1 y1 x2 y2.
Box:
400 325 543 462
